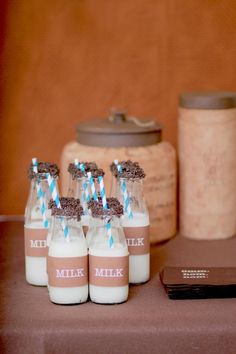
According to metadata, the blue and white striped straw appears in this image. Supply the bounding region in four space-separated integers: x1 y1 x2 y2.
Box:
46 173 69 239
74 158 79 169
79 163 91 203
32 158 49 228
114 159 133 219
74 159 85 204
98 175 113 248
47 173 61 209
87 172 98 201
74 159 90 215
106 222 113 248
98 175 108 209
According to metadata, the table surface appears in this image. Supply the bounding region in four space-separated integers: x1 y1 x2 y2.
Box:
1 220 236 354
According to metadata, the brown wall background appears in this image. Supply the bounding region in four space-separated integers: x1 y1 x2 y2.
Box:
1 0 236 214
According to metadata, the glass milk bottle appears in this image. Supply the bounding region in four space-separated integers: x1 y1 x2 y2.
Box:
111 160 150 284
121 178 150 284
48 216 88 305
89 215 129 304
24 174 51 286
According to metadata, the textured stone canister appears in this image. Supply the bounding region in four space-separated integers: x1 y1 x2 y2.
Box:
179 92 236 240
61 111 177 243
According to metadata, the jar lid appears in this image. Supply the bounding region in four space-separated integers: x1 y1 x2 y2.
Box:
179 91 236 110
77 109 162 147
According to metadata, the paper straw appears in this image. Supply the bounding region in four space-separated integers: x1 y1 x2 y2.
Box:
87 172 98 201
47 173 61 208
106 222 113 248
74 158 79 169
74 159 85 204
46 173 69 239
79 163 91 203
98 175 113 248
32 158 49 228
114 160 133 219
32 157 38 174
98 175 108 209
74 159 89 216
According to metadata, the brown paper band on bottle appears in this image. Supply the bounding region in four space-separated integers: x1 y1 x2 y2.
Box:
123 226 150 255
89 255 129 287
48 256 88 287
24 227 48 257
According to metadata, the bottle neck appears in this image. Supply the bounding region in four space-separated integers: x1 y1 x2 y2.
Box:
67 176 90 212
90 215 121 228
25 177 54 226
89 216 127 251
117 178 147 215
67 176 84 197
32 176 58 201
52 216 83 241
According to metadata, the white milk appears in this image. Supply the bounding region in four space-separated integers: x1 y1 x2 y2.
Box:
121 212 150 284
46 222 54 290
48 233 88 305
24 220 48 286
89 237 129 304
25 256 47 286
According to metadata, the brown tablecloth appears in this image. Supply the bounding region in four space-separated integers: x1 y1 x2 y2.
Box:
1 220 236 354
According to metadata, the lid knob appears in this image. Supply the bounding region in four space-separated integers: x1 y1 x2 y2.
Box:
109 109 127 123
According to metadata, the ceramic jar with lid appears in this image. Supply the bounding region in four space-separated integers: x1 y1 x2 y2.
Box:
61 110 177 243
179 92 236 240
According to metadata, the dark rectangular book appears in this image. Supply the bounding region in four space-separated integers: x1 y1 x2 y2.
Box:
160 267 236 300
